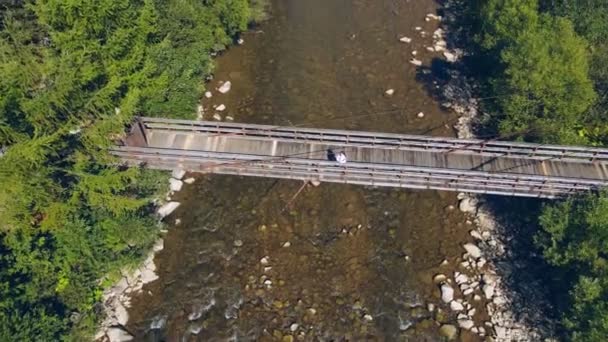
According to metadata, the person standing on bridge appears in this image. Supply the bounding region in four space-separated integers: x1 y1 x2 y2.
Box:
336 151 347 164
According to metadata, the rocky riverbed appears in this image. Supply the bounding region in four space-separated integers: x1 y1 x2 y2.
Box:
95 0 557 340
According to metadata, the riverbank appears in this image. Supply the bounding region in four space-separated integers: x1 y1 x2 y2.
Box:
437 0 557 340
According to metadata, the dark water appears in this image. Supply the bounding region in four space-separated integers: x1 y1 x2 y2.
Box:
127 0 484 340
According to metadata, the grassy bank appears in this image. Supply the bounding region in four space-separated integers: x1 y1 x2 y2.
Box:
0 0 254 339
469 0 608 340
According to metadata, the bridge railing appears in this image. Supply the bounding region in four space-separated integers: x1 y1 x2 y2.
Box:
110 145 603 199
137 117 608 163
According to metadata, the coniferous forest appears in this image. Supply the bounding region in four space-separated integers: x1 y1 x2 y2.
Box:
0 0 253 339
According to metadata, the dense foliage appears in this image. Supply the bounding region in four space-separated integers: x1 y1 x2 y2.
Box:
0 0 251 339
472 0 608 340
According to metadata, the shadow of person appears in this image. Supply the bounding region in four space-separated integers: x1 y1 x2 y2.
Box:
327 149 337 161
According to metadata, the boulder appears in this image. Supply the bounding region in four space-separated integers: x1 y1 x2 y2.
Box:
171 169 186 180
433 273 447 283
483 284 495 299
399 36 412 43
213 113 222 121
204 91 212 98
218 81 232 94
114 302 129 325
157 202 180 219
459 197 478 213
439 324 458 340
463 243 482 259
184 177 195 184
169 178 183 192
409 58 422 66
385 89 395 96
216 104 226 111
441 284 454 303
455 273 469 285
106 327 133 342
152 239 164 252
140 268 158 284
469 230 483 240
443 51 457 62
450 301 464 311
458 319 474 330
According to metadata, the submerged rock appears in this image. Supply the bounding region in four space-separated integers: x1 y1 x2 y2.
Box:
218 81 232 93
439 324 458 340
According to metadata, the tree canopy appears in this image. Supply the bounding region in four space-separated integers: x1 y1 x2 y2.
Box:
0 0 252 339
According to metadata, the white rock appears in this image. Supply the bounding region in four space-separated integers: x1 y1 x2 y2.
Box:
157 202 180 218
455 273 469 285
458 319 474 330
463 288 474 296
417 112 424 118
114 301 130 325
399 36 412 43
493 296 507 305
473 294 482 301
282 241 291 248
172 169 186 180
385 89 395 96
411 50 417 56
468 308 476 316
169 178 183 192
427 303 435 312
213 113 222 121
415 26 422 31
290 323 299 332
237 38 244 45
260 256 270 265
106 327 133 342
443 51 457 62
363 314 373 321
459 197 478 213
225 115 234 121
450 301 464 311
175 218 181 225
426 46 435 52
216 104 226 111
463 243 482 259
140 267 159 284
311 180 321 187
441 284 454 303
152 239 164 252
218 81 232 94
184 177 195 184
204 91 212 98
409 58 422 66
469 230 483 240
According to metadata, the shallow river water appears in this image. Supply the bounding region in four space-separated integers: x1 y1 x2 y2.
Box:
126 0 485 340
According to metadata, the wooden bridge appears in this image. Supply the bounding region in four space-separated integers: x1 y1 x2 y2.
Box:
110 117 608 199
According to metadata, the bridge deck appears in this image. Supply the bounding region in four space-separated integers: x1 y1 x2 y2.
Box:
111 117 608 198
